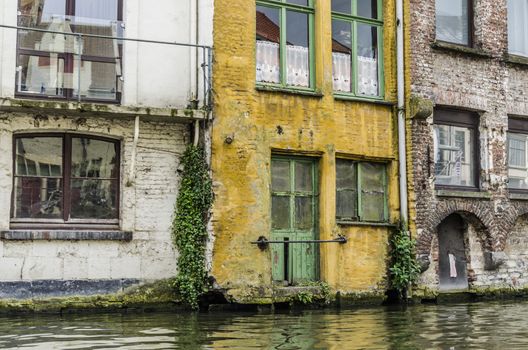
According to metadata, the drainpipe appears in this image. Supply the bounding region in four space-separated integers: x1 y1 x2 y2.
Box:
396 0 408 227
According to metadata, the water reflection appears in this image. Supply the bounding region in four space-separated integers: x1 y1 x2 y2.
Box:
2 301 528 349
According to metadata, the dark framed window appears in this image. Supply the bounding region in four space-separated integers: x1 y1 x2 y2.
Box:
508 0 528 57
433 109 479 188
435 0 473 46
16 0 123 102
12 133 120 228
256 0 315 89
336 159 387 222
331 0 383 98
508 118 528 191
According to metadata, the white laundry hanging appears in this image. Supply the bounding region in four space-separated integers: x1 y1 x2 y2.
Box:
448 253 457 278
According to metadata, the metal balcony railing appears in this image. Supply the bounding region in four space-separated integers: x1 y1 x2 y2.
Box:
0 22 212 111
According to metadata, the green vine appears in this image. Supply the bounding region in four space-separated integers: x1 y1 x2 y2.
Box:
172 145 213 309
388 226 421 298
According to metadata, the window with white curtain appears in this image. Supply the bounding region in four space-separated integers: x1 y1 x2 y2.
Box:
508 118 528 190
508 0 528 57
331 0 382 98
436 0 471 46
256 0 314 88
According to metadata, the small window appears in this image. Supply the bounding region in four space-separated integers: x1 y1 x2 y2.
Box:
508 118 528 190
336 159 387 222
12 134 120 227
508 0 528 57
256 0 314 89
435 0 472 46
433 109 479 188
331 0 383 97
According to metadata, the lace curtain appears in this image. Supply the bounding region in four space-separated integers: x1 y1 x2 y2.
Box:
256 40 309 87
508 0 528 56
332 53 378 96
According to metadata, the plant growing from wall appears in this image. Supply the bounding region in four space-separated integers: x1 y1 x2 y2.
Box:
172 145 213 309
388 226 421 298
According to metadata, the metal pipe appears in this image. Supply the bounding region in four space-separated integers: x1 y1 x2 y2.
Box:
76 34 82 102
250 236 347 251
396 0 408 226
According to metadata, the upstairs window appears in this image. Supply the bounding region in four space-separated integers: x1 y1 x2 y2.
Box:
435 0 472 46
433 109 479 188
332 0 383 98
16 0 123 102
508 0 528 57
336 159 388 223
256 0 315 89
12 134 120 228
508 118 528 190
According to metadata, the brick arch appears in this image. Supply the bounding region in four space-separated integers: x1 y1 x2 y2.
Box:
496 203 528 250
416 201 495 256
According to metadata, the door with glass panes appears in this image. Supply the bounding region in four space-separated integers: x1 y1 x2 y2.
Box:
271 157 318 284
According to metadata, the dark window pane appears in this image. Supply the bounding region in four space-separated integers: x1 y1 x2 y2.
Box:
15 137 63 176
336 159 356 189
16 55 66 96
295 196 312 230
436 0 469 45
336 189 357 220
360 163 385 192
272 160 290 192
357 24 379 96
286 11 309 87
70 179 118 219
272 195 290 229
18 0 66 26
332 19 352 92
71 137 118 178
359 163 386 222
73 60 120 100
256 6 280 84
361 193 385 221
286 0 309 6
14 177 62 219
295 162 313 192
357 0 378 19
332 0 352 14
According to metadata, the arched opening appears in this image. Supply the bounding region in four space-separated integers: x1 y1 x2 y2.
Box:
438 213 468 290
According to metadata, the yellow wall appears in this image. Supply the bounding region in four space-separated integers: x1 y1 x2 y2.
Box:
211 0 400 302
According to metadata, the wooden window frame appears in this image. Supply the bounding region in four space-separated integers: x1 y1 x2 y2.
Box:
433 108 480 191
255 0 316 91
11 133 121 230
331 0 385 99
507 117 528 193
335 159 388 223
15 0 123 104
435 0 474 48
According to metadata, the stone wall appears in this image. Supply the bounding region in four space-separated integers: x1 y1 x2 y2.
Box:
409 0 528 291
0 112 188 297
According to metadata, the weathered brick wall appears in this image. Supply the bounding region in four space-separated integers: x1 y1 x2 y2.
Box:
0 112 187 286
409 0 528 291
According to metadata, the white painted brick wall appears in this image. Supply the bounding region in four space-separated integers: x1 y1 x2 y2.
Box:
0 113 188 283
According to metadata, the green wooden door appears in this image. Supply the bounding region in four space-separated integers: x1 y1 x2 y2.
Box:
271 157 318 285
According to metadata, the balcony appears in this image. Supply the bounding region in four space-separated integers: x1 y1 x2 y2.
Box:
0 12 212 121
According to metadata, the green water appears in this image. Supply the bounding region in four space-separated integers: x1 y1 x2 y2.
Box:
0 301 526 349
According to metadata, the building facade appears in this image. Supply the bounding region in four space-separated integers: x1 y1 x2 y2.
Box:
408 0 528 294
0 0 212 298
211 0 401 303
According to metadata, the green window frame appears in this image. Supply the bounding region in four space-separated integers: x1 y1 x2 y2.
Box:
331 0 384 99
256 0 315 91
336 159 388 223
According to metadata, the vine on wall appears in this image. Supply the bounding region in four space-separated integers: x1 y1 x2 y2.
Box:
172 145 213 309
388 227 421 298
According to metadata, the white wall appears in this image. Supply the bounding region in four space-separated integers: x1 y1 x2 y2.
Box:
0 0 214 109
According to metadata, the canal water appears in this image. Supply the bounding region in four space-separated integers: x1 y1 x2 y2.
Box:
0 301 526 349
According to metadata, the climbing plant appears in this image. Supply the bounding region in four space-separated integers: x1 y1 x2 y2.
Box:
388 226 421 298
172 145 213 309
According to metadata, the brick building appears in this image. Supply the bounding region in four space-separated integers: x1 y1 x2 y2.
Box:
408 0 528 293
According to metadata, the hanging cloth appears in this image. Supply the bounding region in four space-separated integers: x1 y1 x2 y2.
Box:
448 253 457 278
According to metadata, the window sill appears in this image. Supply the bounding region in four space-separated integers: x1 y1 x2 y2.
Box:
431 41 493 58
1 230 132 241
333 94 395 106
256 85 323 97
435 189 491 199
504 54 528 67
509 192 528 201
336 221 397 228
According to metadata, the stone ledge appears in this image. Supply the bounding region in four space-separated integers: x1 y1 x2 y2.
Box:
1 230 132 241
333 94 396 106
510 192 528 201
336 221 397 228
504 54 528 67
435 189 492 199
431 41 493 58
256 85 323 97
